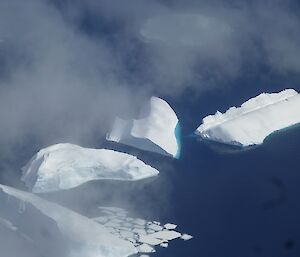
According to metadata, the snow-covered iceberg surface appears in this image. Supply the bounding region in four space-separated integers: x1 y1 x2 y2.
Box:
0 184 137 257
195 89 300 146
21 143 159 193
106 97 181 158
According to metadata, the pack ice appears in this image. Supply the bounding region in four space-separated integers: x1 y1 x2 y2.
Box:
195 89 300 146
21 143 159 193
93 206 193 255
106 97 181 158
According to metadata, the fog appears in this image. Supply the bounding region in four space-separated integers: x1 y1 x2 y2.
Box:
0 0 300 256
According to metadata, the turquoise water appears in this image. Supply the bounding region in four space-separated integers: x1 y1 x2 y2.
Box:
174 122 181 159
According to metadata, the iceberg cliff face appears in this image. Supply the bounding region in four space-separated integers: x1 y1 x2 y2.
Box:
0 184 137 257
21 143 159 193
107 97 180 158
195 89 300 146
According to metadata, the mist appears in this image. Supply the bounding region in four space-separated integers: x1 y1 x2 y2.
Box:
0 0 300 256
0 0 300 162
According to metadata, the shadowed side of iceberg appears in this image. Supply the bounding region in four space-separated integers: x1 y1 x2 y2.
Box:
107 97 180 158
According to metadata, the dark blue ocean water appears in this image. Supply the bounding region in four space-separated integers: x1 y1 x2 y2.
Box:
127 80 300 257
150 81 300 257
53 81 300 257
2 78 300 257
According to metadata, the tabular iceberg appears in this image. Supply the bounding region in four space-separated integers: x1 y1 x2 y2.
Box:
195 89 300 146
0 184 137 257
106 97 181 158
21 143 159 193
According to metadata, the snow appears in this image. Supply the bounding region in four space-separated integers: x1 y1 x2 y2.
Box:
21 143 159 193
195 89 300 146
106 97 181 158
0 184 137 257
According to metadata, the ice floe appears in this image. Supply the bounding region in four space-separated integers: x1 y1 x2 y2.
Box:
181 233 193 241
94 206 192 255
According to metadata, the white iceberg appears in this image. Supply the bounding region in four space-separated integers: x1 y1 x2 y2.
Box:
195 89 300 146
106 97 181 158
0 188 75 257
21 143 159 193
0 184 137 257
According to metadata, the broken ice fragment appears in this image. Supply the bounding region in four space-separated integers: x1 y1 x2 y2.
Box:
181 233 193 240
164 223 177 230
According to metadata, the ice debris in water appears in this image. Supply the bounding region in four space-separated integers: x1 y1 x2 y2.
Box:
94 206 192 255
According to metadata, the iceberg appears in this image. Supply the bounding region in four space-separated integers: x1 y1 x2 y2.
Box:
0 189 69 257
195 89 300 146
0 184 137 257
106 97 181 158
0 186 192 257
21 143 159 193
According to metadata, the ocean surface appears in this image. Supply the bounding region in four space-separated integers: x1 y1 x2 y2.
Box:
2 80 300 257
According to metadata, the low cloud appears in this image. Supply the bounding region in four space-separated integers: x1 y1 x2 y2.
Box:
0 0 300 178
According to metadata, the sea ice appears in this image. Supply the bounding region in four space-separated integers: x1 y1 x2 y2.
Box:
181 234 193 240
94 206 192 255
150 230 181 241
164 223 177 230
160 242 169 248
137 243 156 253
148 223 163 231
